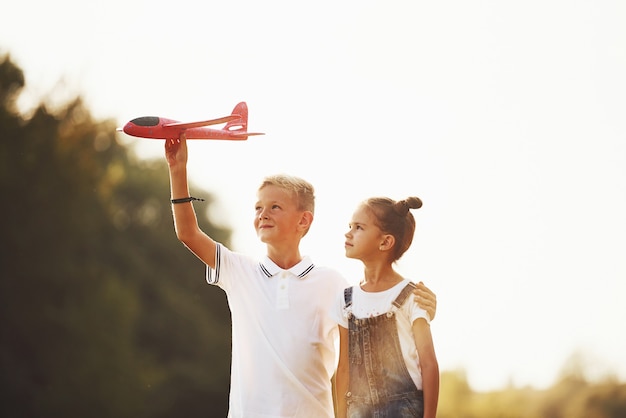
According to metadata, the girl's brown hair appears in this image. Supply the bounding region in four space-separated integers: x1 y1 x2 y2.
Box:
363 196 422 262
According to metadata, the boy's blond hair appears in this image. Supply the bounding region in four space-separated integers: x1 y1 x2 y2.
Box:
259 174 315 213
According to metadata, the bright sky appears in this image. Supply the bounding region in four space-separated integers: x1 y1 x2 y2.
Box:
3 0 625 392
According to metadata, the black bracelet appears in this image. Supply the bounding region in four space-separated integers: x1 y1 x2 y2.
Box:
171 196 205 204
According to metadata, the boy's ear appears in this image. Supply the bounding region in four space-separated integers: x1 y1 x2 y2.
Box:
299 211 313 230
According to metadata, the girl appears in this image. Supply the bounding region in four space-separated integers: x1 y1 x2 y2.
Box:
334 196 439 418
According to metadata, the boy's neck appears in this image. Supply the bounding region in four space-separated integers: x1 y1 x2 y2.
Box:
267 246 303 270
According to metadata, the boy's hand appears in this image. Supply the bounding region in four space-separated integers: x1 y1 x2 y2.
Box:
165 133 188 167
414 281 437 321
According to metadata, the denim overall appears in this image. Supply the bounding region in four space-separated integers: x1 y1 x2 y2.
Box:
344 283 424 418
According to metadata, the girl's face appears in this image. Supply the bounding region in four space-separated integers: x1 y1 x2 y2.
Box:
344 204 385 261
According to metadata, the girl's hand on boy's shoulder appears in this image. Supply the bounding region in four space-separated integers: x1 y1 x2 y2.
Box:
414 281 437 320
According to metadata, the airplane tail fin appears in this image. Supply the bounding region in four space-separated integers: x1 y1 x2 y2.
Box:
224 102 249 133
223 101 264 138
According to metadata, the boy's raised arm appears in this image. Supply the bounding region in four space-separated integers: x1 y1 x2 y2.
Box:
165 135 217 268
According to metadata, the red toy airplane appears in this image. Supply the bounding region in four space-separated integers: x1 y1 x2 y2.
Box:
118 102 264 140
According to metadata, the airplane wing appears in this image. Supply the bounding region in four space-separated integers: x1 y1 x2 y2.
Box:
163 115 240 129
228 132 265 140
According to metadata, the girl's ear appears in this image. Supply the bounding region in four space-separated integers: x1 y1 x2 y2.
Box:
379 234 395 251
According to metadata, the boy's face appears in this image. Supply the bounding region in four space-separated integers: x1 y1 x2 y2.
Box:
255 185 306 245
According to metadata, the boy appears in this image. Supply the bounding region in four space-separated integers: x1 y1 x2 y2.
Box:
164 135 437 417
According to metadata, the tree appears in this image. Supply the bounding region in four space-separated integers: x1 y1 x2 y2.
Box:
0 53 232 418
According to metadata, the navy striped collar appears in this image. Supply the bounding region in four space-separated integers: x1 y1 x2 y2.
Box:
259 256 315 279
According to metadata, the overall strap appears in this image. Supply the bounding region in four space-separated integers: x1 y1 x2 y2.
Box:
392 282 417 309
344 286 354 308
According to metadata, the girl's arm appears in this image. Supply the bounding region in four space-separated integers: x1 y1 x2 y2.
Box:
413 319 439 418
335 326 350 418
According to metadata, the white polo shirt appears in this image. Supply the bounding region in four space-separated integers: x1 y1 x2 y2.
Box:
206 243 348 418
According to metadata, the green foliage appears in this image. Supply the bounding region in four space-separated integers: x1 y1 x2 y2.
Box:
436 370 626 418
0 54 232 418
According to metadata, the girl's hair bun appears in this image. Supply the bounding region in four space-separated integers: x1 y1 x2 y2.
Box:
393 196 422 215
